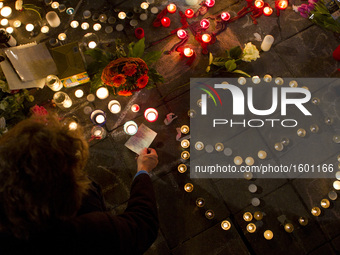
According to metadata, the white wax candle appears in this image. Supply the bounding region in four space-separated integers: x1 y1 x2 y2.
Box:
41 26 49 33
81 22 89 30
1 7 12 17
93 23 101 31
96 87 109 99
1 19 8 26
26 24 34 32
261 35 274 52
96 114 105 124
13 20 21 27
6 27 13 34
58 33 66 41
70 20 79 28
46 11 61 27
74 89 84 98
88 41 97 49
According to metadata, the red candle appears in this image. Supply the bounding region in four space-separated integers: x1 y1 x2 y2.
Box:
144 108 158 122
263 6 273 16
185 9 194 18
205 0 215 7
221 12 231 21
254 0 264 8
134 27 144 39
161 17 171 27
177 29 188 39
276 0 288 10
202 34 211 43
131 104 140 112
200 19 210 29
184 47 194 57
167 3 176 14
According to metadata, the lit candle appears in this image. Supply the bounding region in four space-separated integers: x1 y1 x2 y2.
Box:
333 180 340 190
124 121 138 135
205 210 214 219
13 20 21 28
141 2 149 9
184 183 194 192
254 211 263 220
297 128 306 137
181 151 190 160
202 34 212 43
177 29 188 39
131 104 140 112
263 6 273 16
68 121 78 130
238 77 246 85
99 14 107 23
66 7 74 15
167 3 177 14
215 143 224 151
234 156 243 165
284 223 294 233
91 126 106 139
108 100 121 113
311 207 321 216
183 47 194 57
0 19 8 26
274 142 284 151
205 0 215 7
181 125 189 134
247 223 256 233
263 74 272 82
70 20 79 28
252 75 261 84
26 24 34 32
298 217 308 226
181 139 190 148
91 110 106 125
221 220 231 230
1 7 12 17
200 19 210 29
277 0 288 10
0 2 3 9
195 141 204 150
185 9 194 18
88 41 97 49
144 108 158 122
93 23 102 31
118 12 126 20
6 27 13 34
96 87 109 100
41 26 49 34
81 22 90 30
243 212 253 222
289 80 298 87
336 171 340 179
51 2 59 9
74 89 84 98
244 172 253 180
161 17 171 27
264 230 273 240
178 164 187 173
221 12 231 21
58 33 66 41
245 157 255 166
261 35 274 51
255 0 265 8
196 198 205 207
258 150 267 159
320 198 330 208
310 124 319 133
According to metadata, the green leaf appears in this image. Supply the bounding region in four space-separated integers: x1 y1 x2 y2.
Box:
212 61 225 67
148 68 164 85
206 66 211 72
225 60 237 72
127 43 134 57
213 57 226 62
208 52 213 65
85 48 105 61
229 46 243 59
143 50 162 65
232 69 251 77
90 71 104 93
131 38 145 58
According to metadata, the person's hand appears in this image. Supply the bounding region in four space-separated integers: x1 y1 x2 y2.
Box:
137 148 158 173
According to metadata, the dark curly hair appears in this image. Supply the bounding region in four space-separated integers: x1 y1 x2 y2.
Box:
0 115 90 239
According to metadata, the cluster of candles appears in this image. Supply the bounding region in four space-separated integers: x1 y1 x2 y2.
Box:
254 0 289 16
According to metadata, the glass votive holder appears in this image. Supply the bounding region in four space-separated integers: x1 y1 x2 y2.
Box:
178 164 187 173
130 19 138 27
221 220 231 230
53 91 72 109
320 198 330 208
46 75 63 91
144 108 158 122
289 80 298 88
93 23 102 31
124 121 138 135
311 97 320 105
274 142 284 151
252 76 261 84
83 33 99 49
58 33 67 41
131 104 140 112
184 183 193 192
118 12 126 20
205 210 214 219
281 137 290 146
1 19 8 26
188 109 196 118
140 13 148 21
26 24 35 32
1 6 12 17
325 117 333 125
244 172 253 180
83 10 91 19
116 24 124 32
248 184 257 193
333 180 340 190
13 20 21 28
196 198 205 207
224 148 232 156
108 100 121 114
96 87 109 99
90 110 106 126
6 27 13 34
49 38 59 47
247 223 256 233
91 126 107 139
328 190 338 200
333 135 340 144
51 2 59 9
151 7 159 14
251 197 261 207
108 16 116 24
310 124 319 133
105 26 113 34
66 7 74 15
41 26 49 34
58 4 66 12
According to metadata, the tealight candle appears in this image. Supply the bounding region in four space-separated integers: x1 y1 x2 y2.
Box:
200 19 210 29
184 183 194 192
58 4 66 12
320 198 330 208
245 157 255 166
118 12 126 20
289 80 298 87
284 223 294 233
1 19 8 26
328 190 338 200
181 139 190 148
108 100 121 114
167 3 177 14
90 110 106 125
274 142 283 151
336 171 340 180
74 89 84 98
151 7 159 14
202 34 211 43
96 87 109 100
68 121 78 131
255 0 265 8
264 230 273 240
310 124 319 133
183 47 194 57
298 217 308 226
91 126 106 139
277 0 288 10
221 220 231 230
26 24 34 32
93 23 102 31
185 9 194 18
247 223 256 233
275 77 284 85
244 172 253 180
99 14 107 23
13 20 21 28
58 33 66 41
41 26 49 34
254 211 263 220
6 27 13 34
333 180 340 190
215 143 224 152
261 35 274 51
258 150 267 159
81 22 90 30
161 17 171 27
181 125 189 134
188 109 196 118
140 13 148 21
263 6 273 16
83 10 91 19
116 24 124 32
178 164 187 173
312 97 320 105
1 7 12 17
70 20 79 28
181 151 190 160
196 198 205 207
251 197 261 207
243 212 253 222
131 104 140 112
205 0 215 7
51 2 59 9
0 2 3 9
248 184 257 193
144 108 158 122
195 141 204 150
205 210 214 219
66 7 74 15
221 12 231 21
177 29 188 39
238 77 246 85
141 2 149 9
88 41 97 49
46 75 63 91
252 75 261 84
263 74 272 82
311 207 321 216
124 121 138 135
234 156 243 165
297 128 306 137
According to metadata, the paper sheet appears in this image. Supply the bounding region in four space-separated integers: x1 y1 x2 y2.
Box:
124 124 157 155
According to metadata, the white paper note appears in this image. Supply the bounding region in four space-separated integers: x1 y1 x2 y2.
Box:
124 124 157 155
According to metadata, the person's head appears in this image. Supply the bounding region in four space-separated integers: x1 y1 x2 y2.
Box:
0 115 90 239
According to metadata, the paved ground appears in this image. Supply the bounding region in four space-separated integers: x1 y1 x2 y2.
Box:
7 0 340 254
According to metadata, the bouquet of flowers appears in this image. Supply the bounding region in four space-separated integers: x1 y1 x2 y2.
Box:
86 38 163 97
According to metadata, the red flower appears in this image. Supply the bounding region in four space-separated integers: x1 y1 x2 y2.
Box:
136 74 149 89
110 74 126 88
30 105 48 116
118 90 133 97
122 63 137 76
